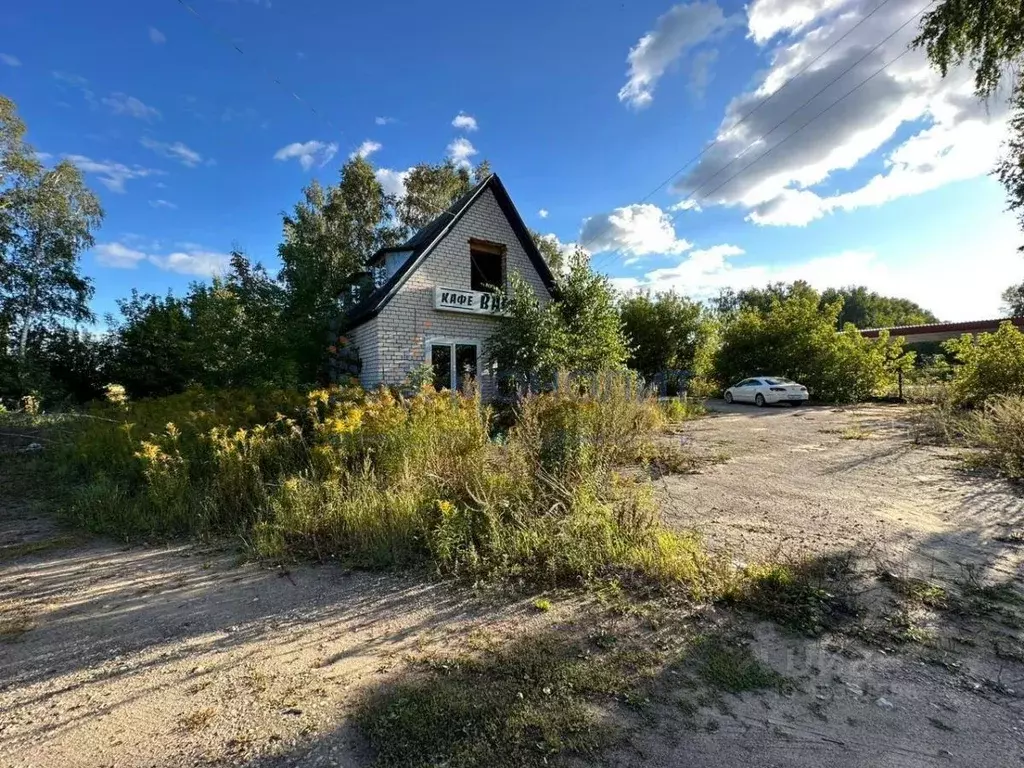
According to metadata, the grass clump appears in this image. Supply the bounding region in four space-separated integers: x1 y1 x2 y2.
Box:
840 427 873 440
356 633 656 768
697 637 790 694
660 397 706 423
730 554 861 636
0 599 36 640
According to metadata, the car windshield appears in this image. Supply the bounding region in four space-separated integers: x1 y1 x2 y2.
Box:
764 377 795 385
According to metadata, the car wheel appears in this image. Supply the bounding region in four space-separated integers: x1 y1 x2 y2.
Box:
755 393 765 407
724 391 733 404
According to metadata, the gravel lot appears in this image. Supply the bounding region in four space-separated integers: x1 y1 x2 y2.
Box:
2 404 1022 767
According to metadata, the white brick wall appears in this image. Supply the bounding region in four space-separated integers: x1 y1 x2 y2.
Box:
350 186 551 399
346 315 379 390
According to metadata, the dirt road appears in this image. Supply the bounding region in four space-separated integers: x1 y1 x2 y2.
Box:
2 404 1022 767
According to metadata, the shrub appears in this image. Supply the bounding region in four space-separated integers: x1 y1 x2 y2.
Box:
963 396 1024 479
714 291 909 402
944 322 1024 407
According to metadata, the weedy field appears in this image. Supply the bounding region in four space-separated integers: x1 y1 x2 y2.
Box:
2 397 1023 767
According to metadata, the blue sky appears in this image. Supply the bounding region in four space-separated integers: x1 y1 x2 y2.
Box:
2 0 1022 323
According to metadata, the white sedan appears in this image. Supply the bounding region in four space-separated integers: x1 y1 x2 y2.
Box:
724 377 809 407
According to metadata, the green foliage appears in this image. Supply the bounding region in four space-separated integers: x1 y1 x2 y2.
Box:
356 633 649 768
555 250 629 374
714 289 910 402
486 273 568 389
397 160 488 234
0 96 105 405
733 554 861 636
105 252 295 399
620 291 714 380
0 325 110 405
278 158 402 381
487 254 628 390
2 159 103 358
944 321 1024 406
819 286 938 329
530 231 566 273
712 281 818 318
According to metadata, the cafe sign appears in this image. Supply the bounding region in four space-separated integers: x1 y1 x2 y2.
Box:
434 287 506 316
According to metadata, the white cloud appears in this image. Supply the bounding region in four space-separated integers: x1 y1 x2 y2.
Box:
618 1 739 109
375 116 396 126
672 0 1011 226
746 0 853 44
140 137 205 167
64 154 162 193
669 198 702 212
149 199 177 210
350 140 382 160
152 251 230 277
452 112 478 131
580 203 692 256
102 92 161 121
608 224 1024 321
539 209 549 218
94 242 148 268
94 241 230 276
447 137 477 169
0 53 21 67
375 167 411 198
149 27 166 44
273 140 338 170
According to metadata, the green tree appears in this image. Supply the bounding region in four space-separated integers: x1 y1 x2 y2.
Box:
486 272 568 390
620 291 709 380
1002 282 1024 315
914 2 1024 240
107 291 195 398
556 249 629 374
944 321 1024 406
531 231 566 273
396 160 490 235
278 157 397 382
487 253 628 390
715 288 909 402
189 252 294 388
2 158 103 363
819 286 939 329
712 281 818 318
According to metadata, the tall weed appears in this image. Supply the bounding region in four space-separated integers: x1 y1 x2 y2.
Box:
55 375 710 591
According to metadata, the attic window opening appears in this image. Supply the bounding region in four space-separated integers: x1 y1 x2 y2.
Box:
470 239 505 292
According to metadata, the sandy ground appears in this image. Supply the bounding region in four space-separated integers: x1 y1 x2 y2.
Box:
2 404 1023 767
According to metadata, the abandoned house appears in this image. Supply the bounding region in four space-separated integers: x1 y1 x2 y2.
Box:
340 174 558 400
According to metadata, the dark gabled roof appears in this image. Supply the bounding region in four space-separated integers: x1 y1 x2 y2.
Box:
346 174 558 327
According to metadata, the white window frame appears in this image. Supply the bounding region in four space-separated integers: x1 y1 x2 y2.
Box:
425 338 482 391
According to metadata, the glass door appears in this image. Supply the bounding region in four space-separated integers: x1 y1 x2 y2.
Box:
429 341 479 392
431 344 452 391
454 344 478 392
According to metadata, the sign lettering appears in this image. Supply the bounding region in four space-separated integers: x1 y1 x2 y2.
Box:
434 287 506 316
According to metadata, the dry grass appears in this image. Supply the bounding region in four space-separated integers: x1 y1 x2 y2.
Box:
0 599 36 640
178 707 217 732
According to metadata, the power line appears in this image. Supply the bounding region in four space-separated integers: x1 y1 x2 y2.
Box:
589 0 934 274
173 0 341 136
578 0 898 256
